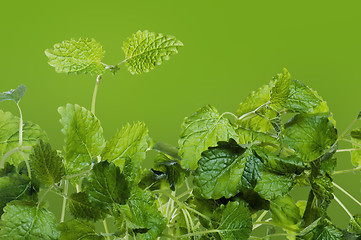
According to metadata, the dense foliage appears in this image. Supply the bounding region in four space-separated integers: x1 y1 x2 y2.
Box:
0 30 361 239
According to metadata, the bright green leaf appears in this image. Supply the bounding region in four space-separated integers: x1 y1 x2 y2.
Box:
270 68 291 110
122 30 183 74
83 161 129 211
236 127 279 150
0 85 26 104
0 110 48 167
350 128 361 167
218 201 252 240
282 114 337 161
45 38 105 75
270 194 301 225
68 192 106 221
101 122 149 169
30 140 65 186
0 200 59 240
58 104 105 175
179 105 238 170
194 139 261 199
254 171 293 200
59 219 104 240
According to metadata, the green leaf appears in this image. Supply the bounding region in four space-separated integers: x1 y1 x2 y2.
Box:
270 194 301 225
313 224 343 240
254 171 293 200
270 68 291 109
83 161 129 212
179 105 238 170
122 30 183 74
0 110 48 167
59 219 104 240
122 187 167 240
194 139 262 199
101 122 149 169
68 192 106 221
0 173 37 215
0 200 59 240
0 85 26 104
45 38 106 75
58 104 105 175
348 214 361 234
30 140 65 186
282 114 337 161
350 128 361 167
218 201 252 240
236 127 279 150
310 174 333 209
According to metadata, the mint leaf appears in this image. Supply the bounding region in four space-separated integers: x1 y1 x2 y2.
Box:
236 127 279 150
30 140 65 186
282 114 337 161
101 122 149 169
0 173 37 215
194 139 261 199
83 161 129 212
179 105 238 170
350 128 361 167
0 85 26 104
58 104 105 175
45 38 106 75
122 187 167 240
254 171 293 200
313 224 343 240
270 194 301 225
68 192 106 221
59 219 104 240
270 68 291 109
218 201 252 240
0 110 48 167
0 200 59 240
348 214 361 234
122 30 183 74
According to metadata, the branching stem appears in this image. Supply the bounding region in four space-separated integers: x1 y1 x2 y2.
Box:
333 182 361 207
103 219 111 240
333 193 354 219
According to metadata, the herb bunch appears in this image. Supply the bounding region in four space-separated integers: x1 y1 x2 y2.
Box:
0 30 361 240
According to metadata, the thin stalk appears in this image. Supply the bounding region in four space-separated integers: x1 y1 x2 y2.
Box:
176 188 192 201
220 111 239 122
238 101 269 121
103 219 111 240
339 118 358 140
19 151 31 179
0 147 20 168
333 194 354 219
340 138 361 148
64 169 92 179
61 180 69 222
37 186 53 209
172 229 221 238
181 209 191 233
333 182 361 207
91 75 102 115
337 148 358 153
333 166 361 175
254 221 299 233
16 103 23 147
253 210 268 230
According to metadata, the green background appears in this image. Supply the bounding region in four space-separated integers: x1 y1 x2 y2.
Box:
1 0 361 232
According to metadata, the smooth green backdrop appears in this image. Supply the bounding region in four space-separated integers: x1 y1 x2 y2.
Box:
1 0 361 231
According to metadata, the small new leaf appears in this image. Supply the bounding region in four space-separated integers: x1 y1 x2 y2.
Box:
0 85 26 104
59 219 104 240
122 30 183 74
0 201 59 240
45 38 106 75
179 105 238 170
30 140 65 186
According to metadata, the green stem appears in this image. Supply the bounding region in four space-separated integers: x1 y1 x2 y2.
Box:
0 147 20 168
19 151 31 179
333 166 361 175
181 208 191 233
61 180 69 222
336 148 358 153
333 193 354 219
16 103 23 147
103 219 111 240
64 168 91 179
176 188 192 201
91 75 102 115
254 221 299 233
339 118 358 140
172 229 221 238
333 182 361 207
37 185 53 209
340 138 361 148
253 210 268 230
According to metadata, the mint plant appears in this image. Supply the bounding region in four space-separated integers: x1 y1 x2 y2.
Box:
1 30 361 240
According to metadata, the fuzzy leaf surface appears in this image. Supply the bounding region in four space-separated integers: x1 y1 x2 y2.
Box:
0 85 26 103
179 105 238 170
68 192 105 221
59 219 104 240
30 140 65 186
218 201 252 240
194 139 262 199
101 122 149 169
0 201 59 240
122 30 183 74
45 38 105 75
254 171 293 200
282 114 337 161
83 161 129 211
58 104 105 175
0 110 48 166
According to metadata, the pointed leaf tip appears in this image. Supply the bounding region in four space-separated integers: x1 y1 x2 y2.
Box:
0 85 26 104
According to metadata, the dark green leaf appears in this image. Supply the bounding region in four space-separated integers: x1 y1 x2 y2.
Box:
0 200 59 240
30 140 65 186
254 171 293 200
68 192 106 221
83 161 129 211
311 174 333 210
179 105 238 170
348 214 361 234
270 194 301 225
59 219 105 240
0 162 16 177
241 152 263 188
0 85 26 104
282 114 337 161
313 224 343 240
